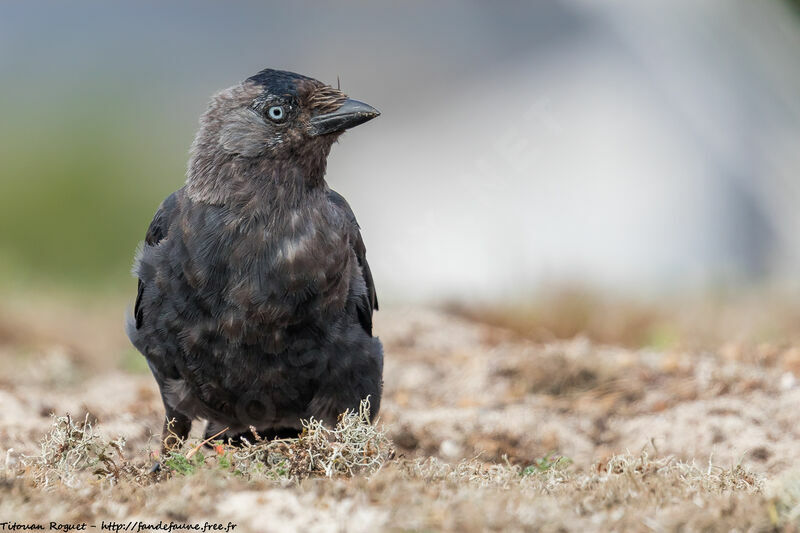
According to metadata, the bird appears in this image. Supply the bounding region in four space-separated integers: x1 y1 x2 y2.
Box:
126 68 383 454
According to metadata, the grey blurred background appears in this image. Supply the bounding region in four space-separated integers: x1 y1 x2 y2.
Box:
1 0 799 303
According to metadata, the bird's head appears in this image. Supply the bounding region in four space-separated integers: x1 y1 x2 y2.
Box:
187 68 379 203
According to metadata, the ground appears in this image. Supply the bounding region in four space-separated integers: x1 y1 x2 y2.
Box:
2 290 800 532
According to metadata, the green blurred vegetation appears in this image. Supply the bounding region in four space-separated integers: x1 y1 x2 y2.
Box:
0 84 191 292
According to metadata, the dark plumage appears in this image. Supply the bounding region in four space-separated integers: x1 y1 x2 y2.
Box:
126 68 383 452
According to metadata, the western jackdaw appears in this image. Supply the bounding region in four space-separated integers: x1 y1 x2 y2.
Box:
127 68 382 452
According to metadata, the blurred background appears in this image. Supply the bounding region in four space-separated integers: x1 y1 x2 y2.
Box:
1 0 799 308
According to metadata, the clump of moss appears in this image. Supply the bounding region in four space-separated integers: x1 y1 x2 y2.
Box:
230 398 393 480
22 414 129 489
161 398 394 481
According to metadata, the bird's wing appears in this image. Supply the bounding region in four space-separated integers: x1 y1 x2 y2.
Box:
327 189 379 335
134 190 181 330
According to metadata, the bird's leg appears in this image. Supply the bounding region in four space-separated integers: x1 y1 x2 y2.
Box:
150 410 191 473
203 422 232 447
161 412 191 454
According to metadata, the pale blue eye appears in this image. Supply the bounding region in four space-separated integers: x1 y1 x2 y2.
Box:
268 106 285 121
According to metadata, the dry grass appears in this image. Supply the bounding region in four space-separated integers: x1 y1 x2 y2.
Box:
12 399 393 489
159 398 394 481
225 398 393 480
2 413 777 532
4 292 800 531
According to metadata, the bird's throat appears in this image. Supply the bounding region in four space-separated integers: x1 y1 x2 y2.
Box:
186 155 327 212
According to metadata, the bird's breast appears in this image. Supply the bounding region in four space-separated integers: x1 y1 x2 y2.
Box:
176 204 353 347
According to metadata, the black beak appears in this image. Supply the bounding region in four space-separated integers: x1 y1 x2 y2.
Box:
309 98 380 136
